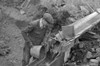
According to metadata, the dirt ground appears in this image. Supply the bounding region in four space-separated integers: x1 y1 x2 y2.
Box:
0 0 100 66
0 15 25 66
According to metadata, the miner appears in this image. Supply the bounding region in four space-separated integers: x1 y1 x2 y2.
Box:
21 13 54 66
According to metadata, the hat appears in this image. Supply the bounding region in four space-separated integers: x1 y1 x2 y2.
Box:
43 13 54 24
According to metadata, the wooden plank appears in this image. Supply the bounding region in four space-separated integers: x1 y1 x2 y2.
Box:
62 12 100 39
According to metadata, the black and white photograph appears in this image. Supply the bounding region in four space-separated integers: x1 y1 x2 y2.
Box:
0 0 100 66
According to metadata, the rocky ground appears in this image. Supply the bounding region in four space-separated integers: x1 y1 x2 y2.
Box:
0 0 100 66
0 13 24 66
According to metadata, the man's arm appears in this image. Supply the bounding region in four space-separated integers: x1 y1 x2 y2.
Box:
21 19 40 41
22 19 40 32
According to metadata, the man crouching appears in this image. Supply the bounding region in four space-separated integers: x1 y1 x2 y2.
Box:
21 13 54 66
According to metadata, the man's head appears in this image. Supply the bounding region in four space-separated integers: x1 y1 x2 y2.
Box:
43 13 54 24
40 13 54 28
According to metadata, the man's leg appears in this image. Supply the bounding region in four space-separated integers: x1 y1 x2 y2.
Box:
22 42 31 66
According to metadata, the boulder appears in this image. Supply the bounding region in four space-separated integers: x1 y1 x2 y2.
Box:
86 51 93 59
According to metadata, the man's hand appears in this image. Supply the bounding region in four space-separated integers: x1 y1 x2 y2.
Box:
54 31 63 42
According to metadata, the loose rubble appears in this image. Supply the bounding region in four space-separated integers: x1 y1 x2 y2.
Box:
0 0 100 66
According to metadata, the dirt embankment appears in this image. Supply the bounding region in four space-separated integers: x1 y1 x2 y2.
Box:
0 0 100 66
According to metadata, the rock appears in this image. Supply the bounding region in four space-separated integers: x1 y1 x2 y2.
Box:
96 57 100 62
96 48 100 53
86 51 92 58
0 47 10 56
20 10 25 15
89 62 98 66
90 59 99 63
68 17 76 23
91 48 95 52
79 6 90 15
89 59 99 66
45 63 50 66
0 40 10 56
